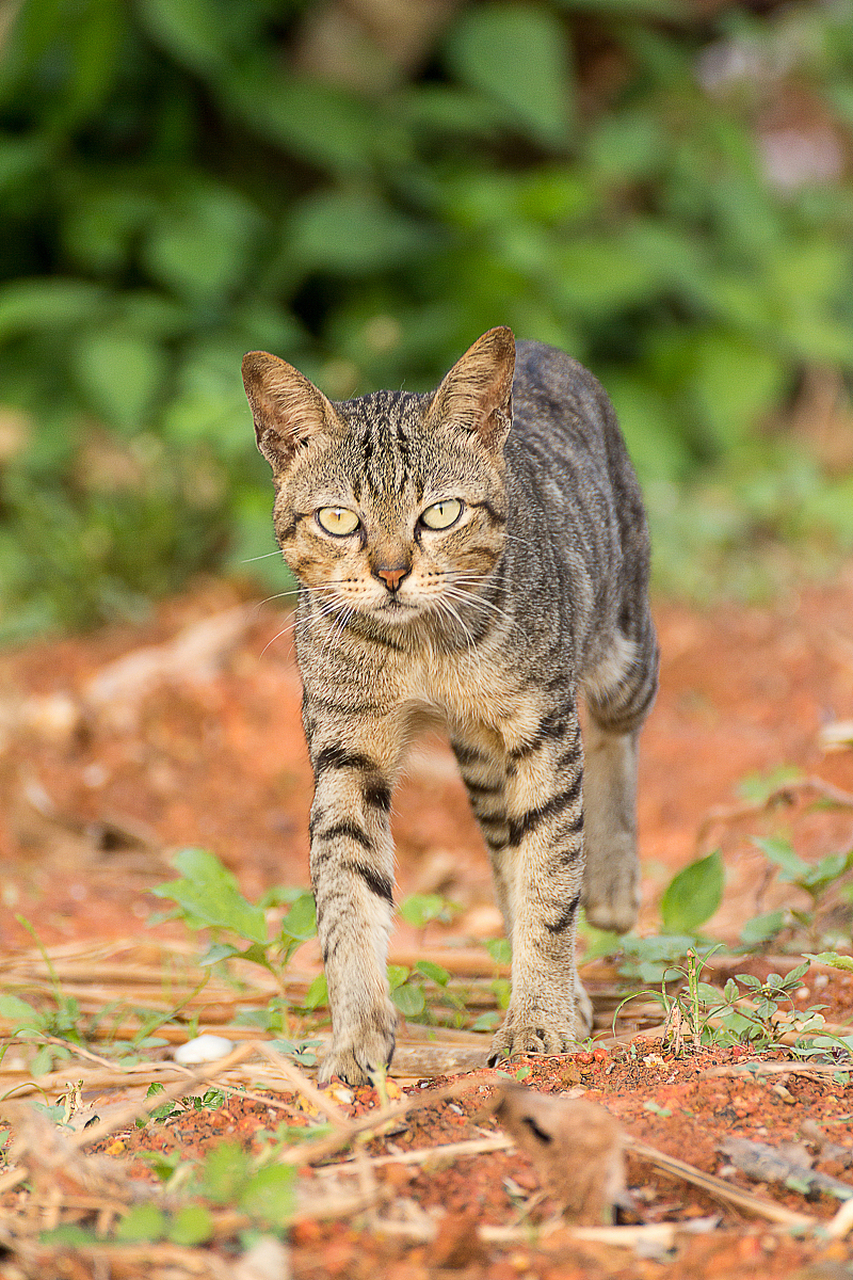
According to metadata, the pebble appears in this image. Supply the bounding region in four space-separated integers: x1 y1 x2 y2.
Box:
173 1034 235 1065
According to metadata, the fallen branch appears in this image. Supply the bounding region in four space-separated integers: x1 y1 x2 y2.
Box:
702 1060 853 1080
625 1136 815 1228
337 1134 513 1169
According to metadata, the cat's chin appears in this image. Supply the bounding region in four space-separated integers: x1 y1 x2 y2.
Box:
371 597 419 624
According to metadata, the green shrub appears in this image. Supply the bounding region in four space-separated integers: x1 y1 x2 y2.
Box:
2 0 853 631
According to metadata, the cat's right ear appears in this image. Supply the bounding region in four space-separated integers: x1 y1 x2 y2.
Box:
242 352 336 473
429 326 516 454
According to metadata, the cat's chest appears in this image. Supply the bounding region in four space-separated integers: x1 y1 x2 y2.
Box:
398 646 538 736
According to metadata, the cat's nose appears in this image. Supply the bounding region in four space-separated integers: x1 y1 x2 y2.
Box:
376 565 409 592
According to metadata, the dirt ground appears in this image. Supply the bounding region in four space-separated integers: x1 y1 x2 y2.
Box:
1 567 853 1278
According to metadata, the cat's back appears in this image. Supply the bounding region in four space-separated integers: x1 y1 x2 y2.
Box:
507 340 649 596
511 340 617 459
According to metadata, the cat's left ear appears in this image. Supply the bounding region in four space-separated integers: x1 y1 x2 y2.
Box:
242 351 339 473
429 326 515 453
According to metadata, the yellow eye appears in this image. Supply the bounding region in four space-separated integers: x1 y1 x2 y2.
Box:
316 507 359 536
421 499 462 530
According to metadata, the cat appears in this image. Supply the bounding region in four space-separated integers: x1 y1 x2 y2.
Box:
242 327 658 1085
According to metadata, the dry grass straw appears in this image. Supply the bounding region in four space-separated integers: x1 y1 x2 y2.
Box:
2 931 851 1278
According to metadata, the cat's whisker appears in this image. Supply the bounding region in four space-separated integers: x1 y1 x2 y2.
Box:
262 591 347 656
439 582 514 627
431 594 482 667
258 621 297 657
241 549 285 563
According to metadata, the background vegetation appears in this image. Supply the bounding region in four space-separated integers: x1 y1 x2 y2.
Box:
1 0 852 638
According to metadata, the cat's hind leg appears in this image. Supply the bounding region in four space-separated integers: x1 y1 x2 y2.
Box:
581 617 658 934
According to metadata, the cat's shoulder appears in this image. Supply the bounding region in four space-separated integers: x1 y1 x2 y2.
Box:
514 339 603 393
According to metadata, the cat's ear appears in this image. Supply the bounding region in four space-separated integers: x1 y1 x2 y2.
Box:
242 351 338 473
430 326 515 452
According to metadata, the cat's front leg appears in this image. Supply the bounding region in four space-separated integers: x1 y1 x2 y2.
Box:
307 734 399 1085
487 707 591 1065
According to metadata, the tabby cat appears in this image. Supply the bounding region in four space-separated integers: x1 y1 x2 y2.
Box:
242 328 658 1085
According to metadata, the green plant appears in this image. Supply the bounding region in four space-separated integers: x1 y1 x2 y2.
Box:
751 837 853 947
0 915 92 1077
137 1081 227 1128
621 951 831 1054
3 0 853 633
42 1138 296 1247
152 847 317 983
580 849 726 985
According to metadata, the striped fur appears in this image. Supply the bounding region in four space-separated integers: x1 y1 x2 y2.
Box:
243 328 658 1084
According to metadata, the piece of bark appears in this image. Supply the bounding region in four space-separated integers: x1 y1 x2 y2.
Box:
718 1137 853 1201
494 1084 625 1224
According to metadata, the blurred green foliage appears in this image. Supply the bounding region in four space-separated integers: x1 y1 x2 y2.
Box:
1 0 853 636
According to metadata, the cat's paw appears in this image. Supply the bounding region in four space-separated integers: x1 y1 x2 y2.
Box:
486 1009 576 1067
317 1016 397 1087
581 859 639 934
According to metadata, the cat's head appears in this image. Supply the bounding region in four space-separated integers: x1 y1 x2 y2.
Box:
242 327 515 628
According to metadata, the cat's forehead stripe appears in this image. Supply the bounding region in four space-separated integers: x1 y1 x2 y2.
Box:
338 389 425 499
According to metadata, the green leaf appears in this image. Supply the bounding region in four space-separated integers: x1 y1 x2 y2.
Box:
804 952 853 973
115 1204 168 1243
301 973 328 1011
167 1204 214 1246
386 965 410 992
29 1045 55 1077
284 191 429 279
484 938 512 965
142 183 262 303
390 981 426 1018
0 136 50 193
690 331 787 451
73 330 167 430
280 892 317 943
415 960 451 986
0 995 42 1029
225 68 396 176
239 1163 295 1225
201 1141 251 1203
736 766 803 805
660 850 724 935
62 0 124 127
446 3 574 148
599 371 691 484
152 848 268 944
0 279 106 342
555 238 658 317
399 894 447 929
751 837 809 883
739 910 786 949
137 0 231 79
198 942 242 967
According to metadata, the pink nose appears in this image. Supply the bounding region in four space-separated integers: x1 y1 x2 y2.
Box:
377 566 408 592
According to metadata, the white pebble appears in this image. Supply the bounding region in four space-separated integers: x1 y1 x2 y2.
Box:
173 1034 235 1065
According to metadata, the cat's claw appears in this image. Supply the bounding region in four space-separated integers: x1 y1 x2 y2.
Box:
487 980 594 1065
317 1024 396 1087
487 1014 576 1066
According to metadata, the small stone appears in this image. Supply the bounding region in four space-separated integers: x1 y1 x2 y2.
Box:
234 1236 292 1280
173 1034 235 1065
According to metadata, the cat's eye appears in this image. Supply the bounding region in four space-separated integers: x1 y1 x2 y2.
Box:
316 506 360 536
420 499 463 530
